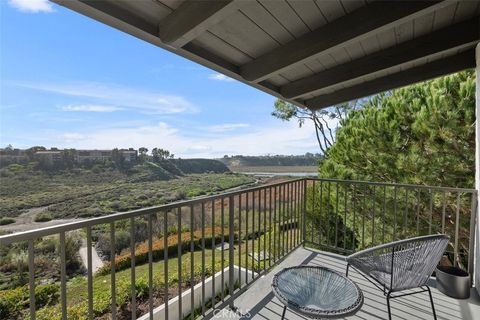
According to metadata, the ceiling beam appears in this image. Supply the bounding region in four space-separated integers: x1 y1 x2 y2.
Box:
240 1 447 82
304 49 476 110
281 17 479 99
158 0 239 47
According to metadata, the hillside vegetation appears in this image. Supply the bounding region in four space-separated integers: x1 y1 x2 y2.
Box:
0 159 251 221
219 154 323 167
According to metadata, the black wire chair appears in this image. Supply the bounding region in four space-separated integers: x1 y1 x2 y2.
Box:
346 234 449 320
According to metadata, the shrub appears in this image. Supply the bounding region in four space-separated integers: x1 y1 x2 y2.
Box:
96 227 233 275
0 217 15 225
0 283 59 319
34 212 53 222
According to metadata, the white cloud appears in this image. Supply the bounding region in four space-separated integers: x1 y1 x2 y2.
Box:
8 0 53 13
47 121 322 158
63 133 85 142
204 123 249 133
61 104 122 112
208 73 234 82
18 81 199 114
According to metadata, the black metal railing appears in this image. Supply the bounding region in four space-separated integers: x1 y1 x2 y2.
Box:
303 178 477 277
0 178 476 320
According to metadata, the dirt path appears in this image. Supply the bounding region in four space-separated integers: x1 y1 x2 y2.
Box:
0 206 79 233
79 240 104 274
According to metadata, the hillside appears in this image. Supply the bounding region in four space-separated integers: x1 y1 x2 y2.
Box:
219 154 323 167
0 159 250 224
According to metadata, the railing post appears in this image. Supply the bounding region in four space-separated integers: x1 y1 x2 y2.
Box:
228 195 235 310
469 192 477 285
303 178 307 246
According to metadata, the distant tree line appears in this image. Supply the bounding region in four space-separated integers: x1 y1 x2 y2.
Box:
219 153 323 167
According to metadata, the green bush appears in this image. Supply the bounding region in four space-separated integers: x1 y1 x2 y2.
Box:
34 212 53 222
0 283 59 319
0 217 15 225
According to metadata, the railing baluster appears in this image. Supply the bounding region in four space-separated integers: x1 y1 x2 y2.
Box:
245 192 249 284
296 181 300 246
28 239 36 320
454 193 460 267
383 185 387 244
416 189 421 236
429 189 433 234
177 207 182 318
238 195 242 287
228 195 235 309
110 222 116 319
362 184 366 249
211 200 215 303
257 189 261 272
393 186 397 241
404 189 408 238
282 184 286 256
130 217 136 320
343 183 348 251
291 182 294 248
273 186 277 262
285 184 289 251
352 184 356 251
263 188 267 272
252 191 256 269
148 213 153 319
190 205 195 319
468 193 477 282
311 180 315 243
164 211 169 320
201 203 206 317
304 179 307 248
86 227 93 320
269 187 273 267
372 186 375 246
319 180 323 245
221 197 225 301
441 191 446 233
60 232 67 320
335 182 339 249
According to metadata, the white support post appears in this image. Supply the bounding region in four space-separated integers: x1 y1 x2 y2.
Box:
475 43 480 293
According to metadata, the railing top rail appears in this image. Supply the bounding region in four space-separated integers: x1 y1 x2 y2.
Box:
308 177 477 194
0 178 305 246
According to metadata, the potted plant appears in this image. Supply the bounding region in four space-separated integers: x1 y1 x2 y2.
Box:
435 265 470 299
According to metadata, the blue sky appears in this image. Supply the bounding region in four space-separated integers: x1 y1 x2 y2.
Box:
0 0 319 158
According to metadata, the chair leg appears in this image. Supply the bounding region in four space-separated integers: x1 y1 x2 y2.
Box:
346 264 350 277
426 286 438 320
386 291 392 320
281 306 287 320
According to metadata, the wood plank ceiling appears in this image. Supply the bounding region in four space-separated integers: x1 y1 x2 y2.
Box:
53 0 480 110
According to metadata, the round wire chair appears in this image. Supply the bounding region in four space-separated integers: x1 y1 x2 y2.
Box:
272 266 364 319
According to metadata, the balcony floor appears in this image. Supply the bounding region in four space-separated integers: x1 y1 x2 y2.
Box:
227 247 480 320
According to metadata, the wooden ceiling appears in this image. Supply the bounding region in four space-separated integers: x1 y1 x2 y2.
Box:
53 0 480 109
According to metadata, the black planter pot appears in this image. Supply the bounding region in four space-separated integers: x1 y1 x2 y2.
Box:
435 265 470 299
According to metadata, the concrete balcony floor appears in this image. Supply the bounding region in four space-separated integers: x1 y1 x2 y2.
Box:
226 247 480 320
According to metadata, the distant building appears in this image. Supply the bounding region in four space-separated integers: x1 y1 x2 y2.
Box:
75 150 113 163
34 151 63 164
120 150 137 162
0 148 29 163
0 148 138 165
